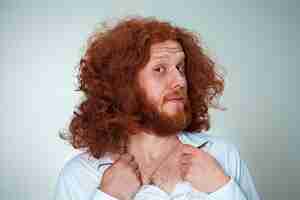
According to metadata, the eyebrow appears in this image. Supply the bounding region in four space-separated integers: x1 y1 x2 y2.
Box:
150 58 185 68
151 54 185 62
151 55 170 62
152 46 183 52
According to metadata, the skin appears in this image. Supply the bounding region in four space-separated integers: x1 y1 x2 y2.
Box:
138 39 187 118
100 153 142 200
100 40 230 199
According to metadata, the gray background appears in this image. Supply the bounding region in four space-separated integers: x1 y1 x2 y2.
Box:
1 0 299 199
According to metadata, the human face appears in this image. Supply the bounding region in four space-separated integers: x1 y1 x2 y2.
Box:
136 40 191 135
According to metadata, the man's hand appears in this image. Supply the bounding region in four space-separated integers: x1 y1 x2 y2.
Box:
179 144 230 193
100 153 142 200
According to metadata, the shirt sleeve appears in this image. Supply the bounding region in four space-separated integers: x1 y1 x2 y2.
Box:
54 169 121 200
206 177 247 200
53 155 121 200
206 142 262 200
92 189 120 200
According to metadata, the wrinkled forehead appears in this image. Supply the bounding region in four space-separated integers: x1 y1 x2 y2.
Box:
150 40 185 58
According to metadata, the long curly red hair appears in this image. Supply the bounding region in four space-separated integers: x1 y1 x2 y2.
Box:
62 16 225 158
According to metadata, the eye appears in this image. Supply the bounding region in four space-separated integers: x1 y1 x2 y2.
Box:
176 64 185 73
154 65 166 73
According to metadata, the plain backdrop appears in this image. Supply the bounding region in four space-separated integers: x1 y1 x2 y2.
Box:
1 0 299 199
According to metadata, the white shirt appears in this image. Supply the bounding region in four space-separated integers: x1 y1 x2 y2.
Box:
54 132 261 200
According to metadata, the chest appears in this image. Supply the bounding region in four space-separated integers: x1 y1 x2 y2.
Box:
139 153 183 194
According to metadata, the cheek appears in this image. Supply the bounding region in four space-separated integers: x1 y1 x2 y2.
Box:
144 82 165 104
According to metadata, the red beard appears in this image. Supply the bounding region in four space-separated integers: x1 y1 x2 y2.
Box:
134 86 192 137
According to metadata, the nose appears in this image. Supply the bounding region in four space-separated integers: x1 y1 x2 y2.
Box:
170 66 186 90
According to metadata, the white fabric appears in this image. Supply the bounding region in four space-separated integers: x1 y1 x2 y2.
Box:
133 181 208 200
54 132 261 200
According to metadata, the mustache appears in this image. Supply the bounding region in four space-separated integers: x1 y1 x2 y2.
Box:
164 88 187 102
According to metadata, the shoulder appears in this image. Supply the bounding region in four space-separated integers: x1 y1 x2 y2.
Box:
58 151 112 179
178 131 243 180
178 131 240 154
55 152 112 198
56 151 114 189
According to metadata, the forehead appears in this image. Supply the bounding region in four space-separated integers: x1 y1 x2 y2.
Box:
149 40 185 60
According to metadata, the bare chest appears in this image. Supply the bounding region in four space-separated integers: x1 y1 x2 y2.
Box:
140 155 182 194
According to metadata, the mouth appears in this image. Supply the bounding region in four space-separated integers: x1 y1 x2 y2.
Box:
166 97 185 103
169 97 184 101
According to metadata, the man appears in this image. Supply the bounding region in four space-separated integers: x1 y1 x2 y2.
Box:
55 16 261 200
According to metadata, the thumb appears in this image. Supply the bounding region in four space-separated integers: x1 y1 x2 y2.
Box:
111 153 122 162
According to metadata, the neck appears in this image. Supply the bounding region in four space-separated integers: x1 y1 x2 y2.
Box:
127 130 180 164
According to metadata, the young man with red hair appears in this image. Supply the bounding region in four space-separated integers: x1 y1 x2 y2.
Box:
55 16 261 200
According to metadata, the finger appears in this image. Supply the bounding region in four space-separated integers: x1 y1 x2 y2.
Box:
181 144 202 154
179 162 191 171
180 170 185 179
180 154 193 163
181 153 193 159
128 164 142 184
136 170 143 184
180 163 189 169
180 156 190 161
179 160 192 166
111 153 121 162
135 168 142 179
179 165 189 179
